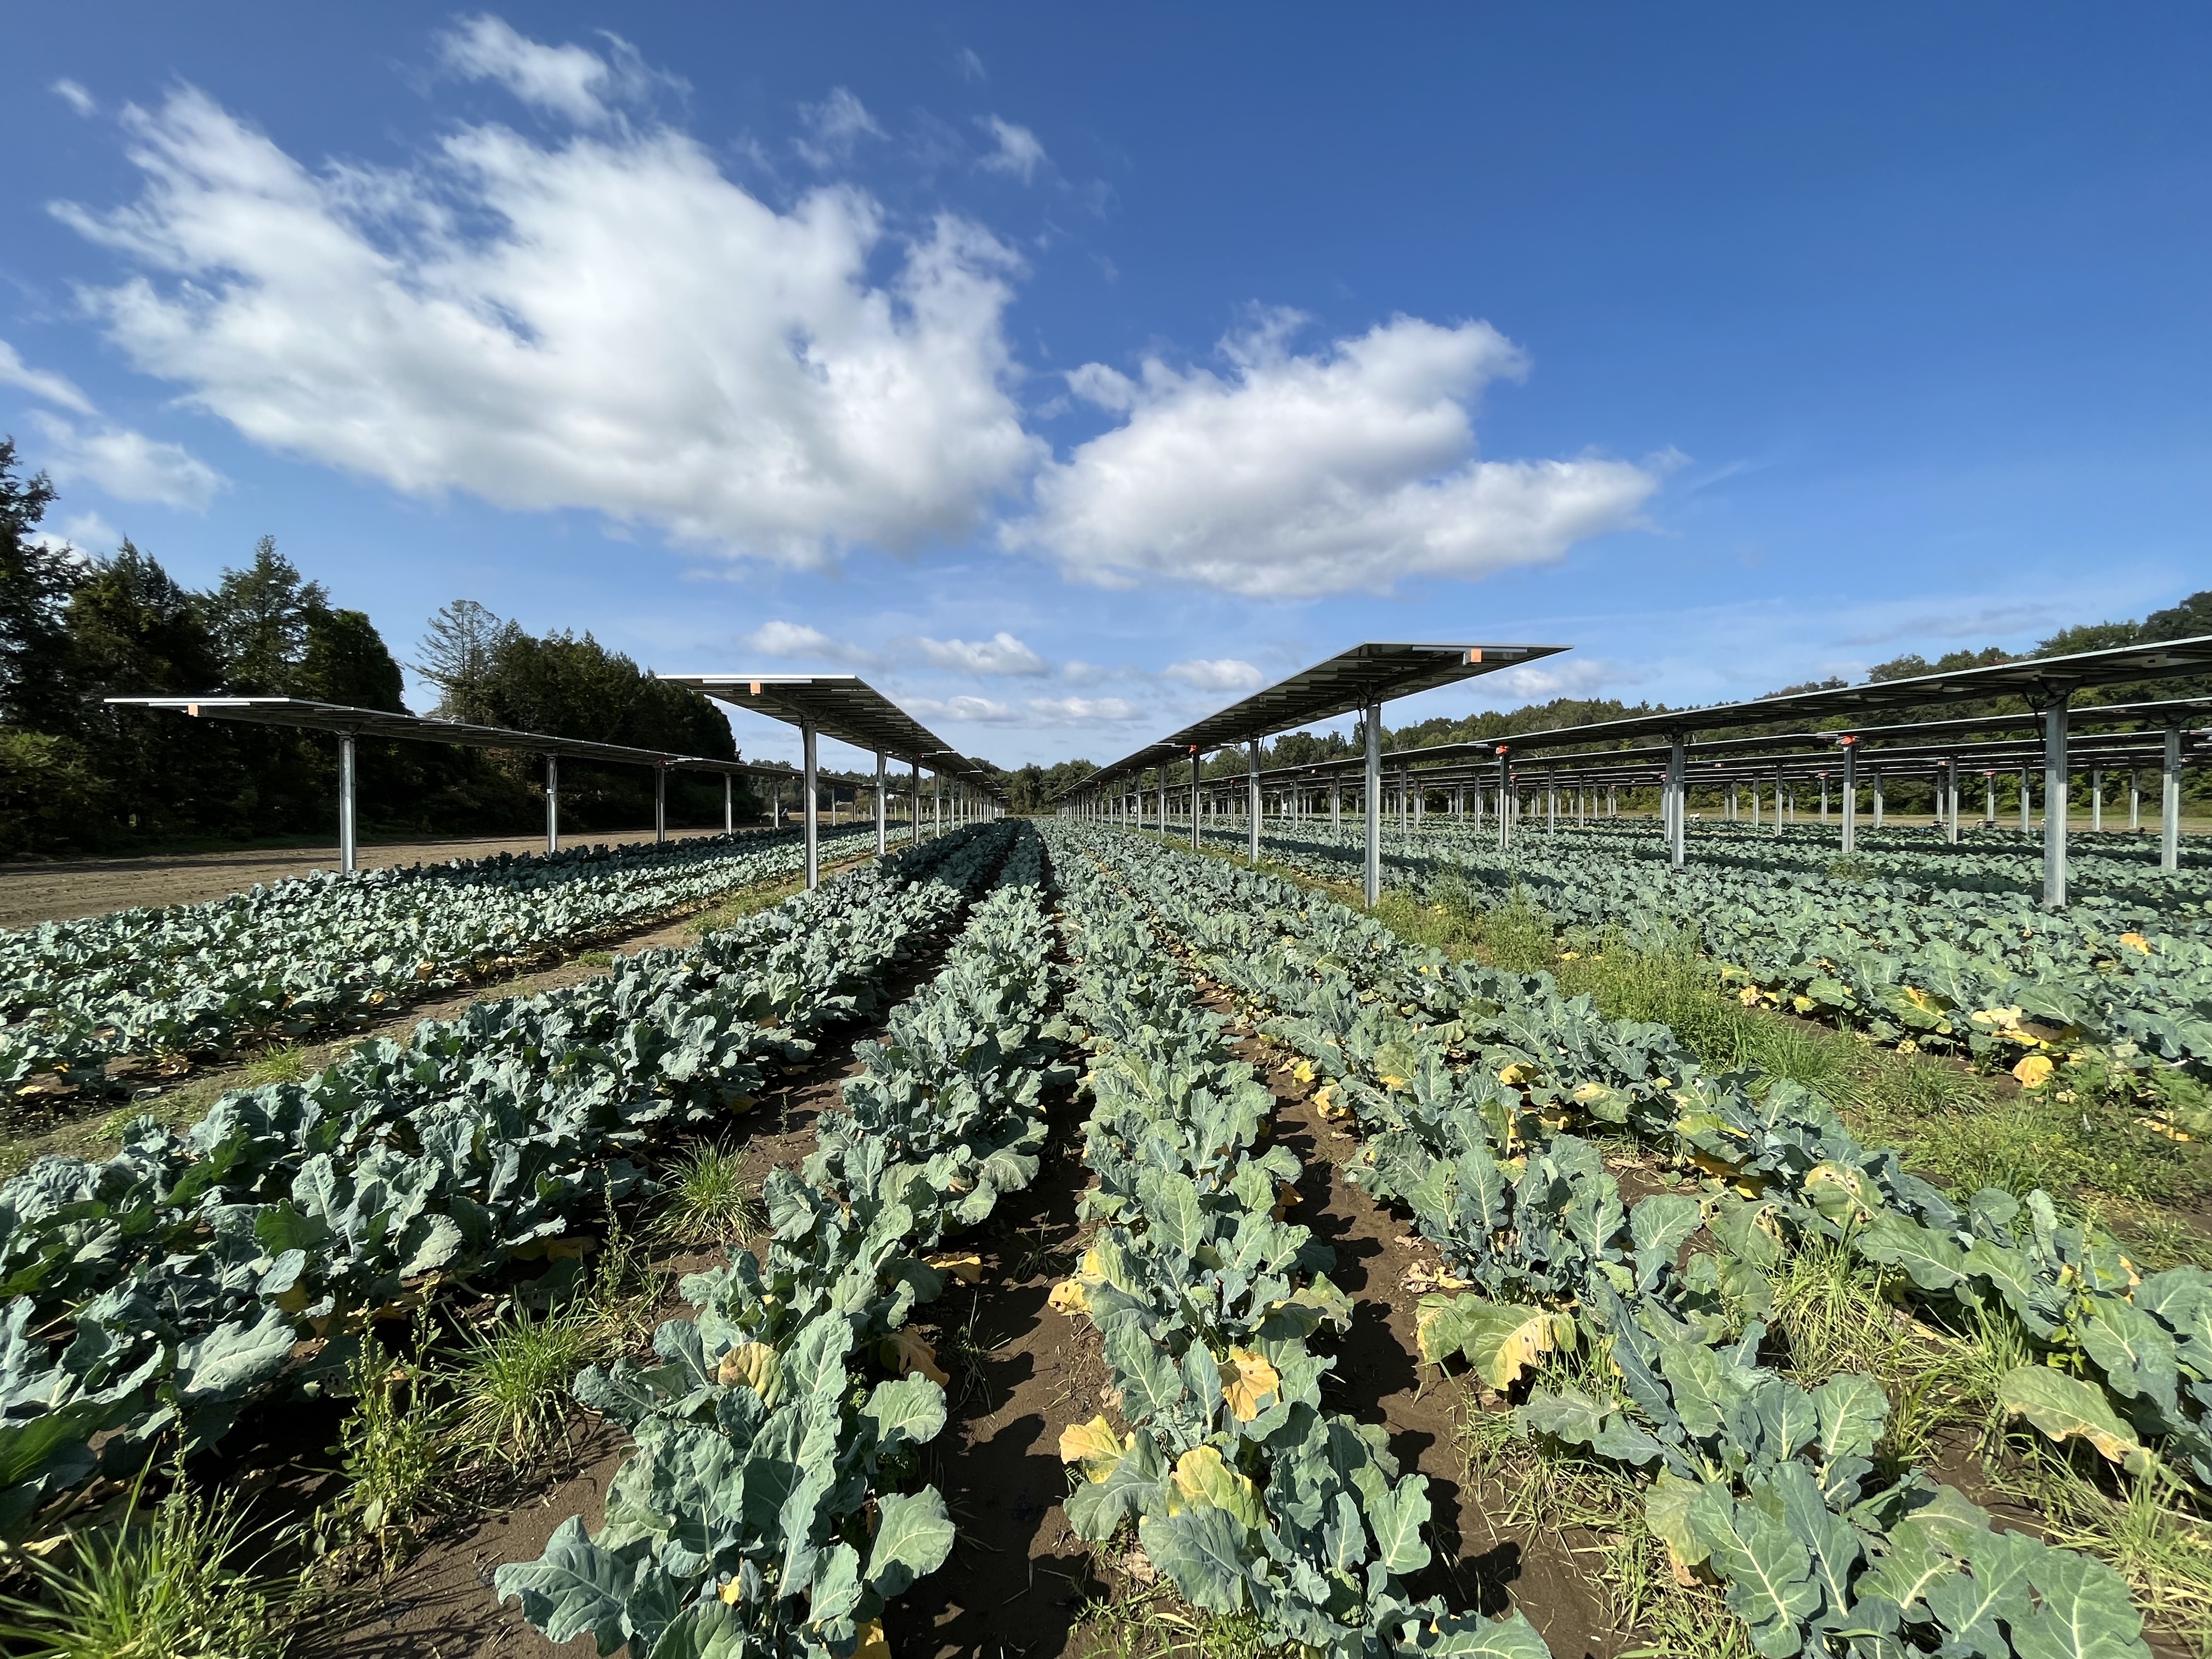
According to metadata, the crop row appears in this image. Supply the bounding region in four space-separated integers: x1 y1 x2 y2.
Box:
0 822 1007 1534
498 821 1072 1658
1058 823 2159 1659
0 820 879 1102
1190 817 2212 1088
1044 833 1550 1659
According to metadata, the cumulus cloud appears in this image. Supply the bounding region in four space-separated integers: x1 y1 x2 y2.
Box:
975 116 1046 183
0 340 95 414
52 75 1040 568
1481 657 1635 703
1164 657 1263 692
907 693 1018 723
31 411 223 509
797 88 883 168
29 511 118 555
1026 695 1139 724
438 15 673 125
913 630 1046 675
739 620 880 667
52 79 95 117
1006 312 1663 598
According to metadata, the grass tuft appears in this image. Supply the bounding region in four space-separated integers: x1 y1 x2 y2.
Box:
653 1143 764 1245
450 1304 603 1459
0 1469 301 1659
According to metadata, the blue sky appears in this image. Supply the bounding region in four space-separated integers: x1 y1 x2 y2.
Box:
3 4 2208 770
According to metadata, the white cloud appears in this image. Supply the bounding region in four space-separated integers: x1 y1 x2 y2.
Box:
1165 657 1263 692
975 116 1046 183
31 510 121 554
955 48 987 84
913 630 1046 675
55 83 1041 568
1026 695 1139 724
1006 312 1663 598
797 88 883 168
1481 657 1634 703
438 15 669 126
0 340 95 414
31 411 223 509
1060 658 1107 685
53 80 95 117
738 620 879 667
907 693 1018 723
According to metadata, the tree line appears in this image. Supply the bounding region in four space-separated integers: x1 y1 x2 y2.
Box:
0 440 749 857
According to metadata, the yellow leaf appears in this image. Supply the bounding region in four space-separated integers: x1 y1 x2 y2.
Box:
1497 1063 1533 1086
1167 1445 1266 1530
1792 995 1815 1014
1379 1074 1408 1091
1220 1348 1282 1421
927 1254 984 1283
1058 1415 1124 1480
882 1330 948 1386
1272 1184 1299 1220
854 1621 890 1659
719 1577 744 1605
2013 1054 2055 1090
2119 932 2153 955
1047 1278 1092 1316
1738 986 1762 1007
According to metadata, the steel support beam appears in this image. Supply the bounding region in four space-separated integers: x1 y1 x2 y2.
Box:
546 754 560 854
723 772 732 836
2042 696 2069 909
338 731 358 874
874 751 887 856
1841 742 1858 855
803 721 820 889
1667 733 1687 869
2164 723 2183 873
1363 702 1383 906
654 761 667 845
1249 741 1262 864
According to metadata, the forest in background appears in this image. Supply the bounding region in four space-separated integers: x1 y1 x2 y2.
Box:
0 442 748 857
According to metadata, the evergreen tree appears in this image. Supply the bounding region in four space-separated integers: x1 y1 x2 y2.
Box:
201 536 328 693
0 438 83 730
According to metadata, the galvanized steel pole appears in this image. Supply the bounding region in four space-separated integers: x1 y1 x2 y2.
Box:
1667 733 1687 869
338 731 357 874
1248 741 1262 864
2042 697 2069 908
1841 741 1857 855
1190 750 1201 850
1363 702 1383 906
874 751 887 856
545 754 559 854
2163 723 2182 873
803 721 819 889
654 762 666 845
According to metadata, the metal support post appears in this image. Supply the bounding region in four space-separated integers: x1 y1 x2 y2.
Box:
911 758 921 844
2018 768 2031 834
2130 769 2141 831
1667 734 1687 869
1985 774 1996 826
654 762 666 845
803 723 819 889
545 754 559 854
1249 741 1262 865
2042 696 2069 909
874 751 887 856
2163 724 2182 873
1841 741 1858 855
723 772 732 836
1820 774 1829 822
1872 772 1883 828
1190 751 1201 850
1363 702 1383 905
338 731 358 874
2091 768 2102 833
1497 751 1510 851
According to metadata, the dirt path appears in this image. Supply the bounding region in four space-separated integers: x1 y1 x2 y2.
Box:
889 1092 1110 1659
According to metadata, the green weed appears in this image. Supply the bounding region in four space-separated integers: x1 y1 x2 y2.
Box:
450 1303 603 1459
653 1143 764 1245
329 1329 459 1570
240 1044 313 1087
0 1469 301 1659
